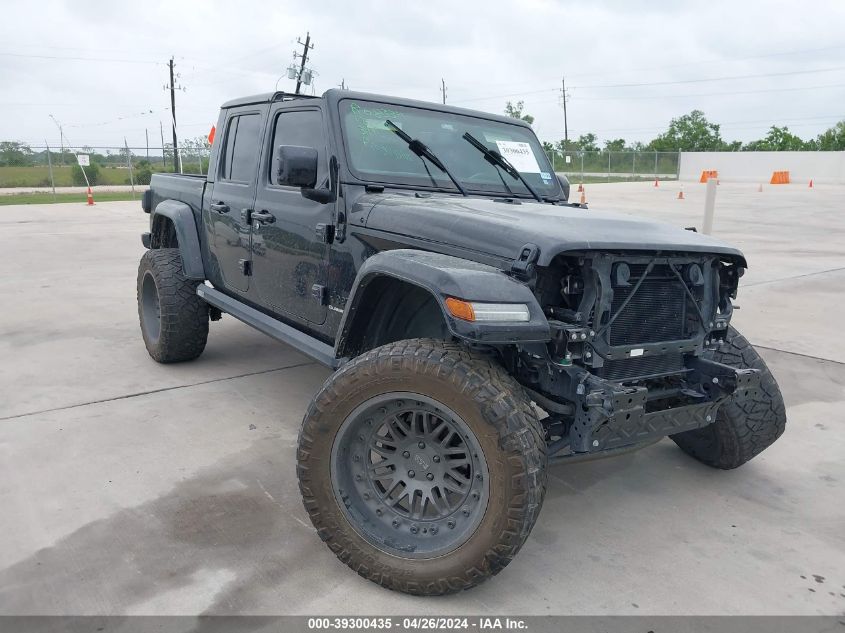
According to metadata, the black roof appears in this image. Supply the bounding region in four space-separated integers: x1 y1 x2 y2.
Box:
219 89 530 128
220 91 319 108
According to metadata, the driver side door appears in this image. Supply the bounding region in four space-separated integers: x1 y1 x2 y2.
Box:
251 106 332 325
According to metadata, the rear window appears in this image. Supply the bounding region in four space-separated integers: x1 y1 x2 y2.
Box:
220 113 262 182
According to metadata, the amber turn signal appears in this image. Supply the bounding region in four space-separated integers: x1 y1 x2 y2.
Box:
445 297 476 321
444 298 531 323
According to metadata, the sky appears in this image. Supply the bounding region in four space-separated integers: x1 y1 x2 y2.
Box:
2 0 845 153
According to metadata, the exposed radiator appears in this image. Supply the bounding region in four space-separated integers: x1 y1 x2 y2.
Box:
599 263 695 381
608 265 686 346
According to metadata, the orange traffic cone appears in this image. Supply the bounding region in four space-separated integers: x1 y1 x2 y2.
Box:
86 187 94 206
757 183 763 192
809 179 814 188
577 182 584 193
677 186 685 200
654 178 659 187
580 188 586 205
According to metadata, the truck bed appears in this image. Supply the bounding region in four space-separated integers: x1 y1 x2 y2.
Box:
149 173 207 215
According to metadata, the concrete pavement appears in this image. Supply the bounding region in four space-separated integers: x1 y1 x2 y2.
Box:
1 183 843 615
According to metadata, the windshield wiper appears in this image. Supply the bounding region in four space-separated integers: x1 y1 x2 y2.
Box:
384 120 467 196
462 132 542 202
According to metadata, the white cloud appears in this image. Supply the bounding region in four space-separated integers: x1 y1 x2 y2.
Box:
1 0 844 150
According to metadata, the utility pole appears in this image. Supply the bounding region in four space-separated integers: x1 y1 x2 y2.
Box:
159 121 166 168
167 57 179 171
49 114 65 165
339 78 347 90
294 32 313 95
145 129 149 161
45 139 56 201
124 137 135 199
440 78 447 104
561 77 569 145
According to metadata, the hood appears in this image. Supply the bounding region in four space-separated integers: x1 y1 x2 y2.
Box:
354 193 746 266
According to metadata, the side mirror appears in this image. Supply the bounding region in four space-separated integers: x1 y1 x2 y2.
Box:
557 174 570 202
276 145 318 188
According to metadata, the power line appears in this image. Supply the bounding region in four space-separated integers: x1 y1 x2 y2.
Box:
451 66 845 105
569 65 845 90
530 82 845 104
0 51 160 64
66 109 165 129
439 44 845 92
561 44 845 82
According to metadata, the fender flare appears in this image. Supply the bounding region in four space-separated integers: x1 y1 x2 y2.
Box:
335 249 550 357
150 200 205 280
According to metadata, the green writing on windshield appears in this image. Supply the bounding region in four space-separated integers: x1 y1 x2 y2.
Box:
348 102 412 161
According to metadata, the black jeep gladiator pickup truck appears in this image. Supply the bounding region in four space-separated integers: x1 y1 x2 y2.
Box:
138 89 786 595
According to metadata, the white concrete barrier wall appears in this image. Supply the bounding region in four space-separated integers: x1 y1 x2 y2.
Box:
679 151 845 184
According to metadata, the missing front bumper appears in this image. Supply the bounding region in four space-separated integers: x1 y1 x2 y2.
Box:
567 356 761 454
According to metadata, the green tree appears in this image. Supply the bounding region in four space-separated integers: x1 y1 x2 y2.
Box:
576 133 599 152
0 141 34 166
71 161 100 186
504 101 534 125
604 138 627 152
743 126 808 151
815 121 845 150
133 159 153 185
647 110 724 151
555 139 581 153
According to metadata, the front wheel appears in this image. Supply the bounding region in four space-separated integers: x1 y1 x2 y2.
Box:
671 326 786 469
296 339 546 595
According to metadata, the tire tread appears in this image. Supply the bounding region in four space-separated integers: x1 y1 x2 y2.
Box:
296 338 546 595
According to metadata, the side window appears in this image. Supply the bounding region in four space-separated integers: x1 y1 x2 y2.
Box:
220 113 261 182
270 110 327 186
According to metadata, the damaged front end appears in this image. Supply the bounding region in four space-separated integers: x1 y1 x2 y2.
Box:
507 251 761 462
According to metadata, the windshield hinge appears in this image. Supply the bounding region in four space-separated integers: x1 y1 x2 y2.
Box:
511 243 540 279
316 223 335 244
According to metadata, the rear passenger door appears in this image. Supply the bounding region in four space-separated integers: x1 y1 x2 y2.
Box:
251 106 332 325
205 106 266 293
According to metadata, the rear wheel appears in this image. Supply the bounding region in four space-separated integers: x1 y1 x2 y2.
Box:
297 339 546 595
137 248 208 363
671 326 786 469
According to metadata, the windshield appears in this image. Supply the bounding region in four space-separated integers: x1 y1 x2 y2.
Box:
339 99 561 199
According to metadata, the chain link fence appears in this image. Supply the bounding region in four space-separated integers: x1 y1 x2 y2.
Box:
546 150 681 183
2 144 679 189
0 145 211 189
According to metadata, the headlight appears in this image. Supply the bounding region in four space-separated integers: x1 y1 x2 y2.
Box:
445 298 531 322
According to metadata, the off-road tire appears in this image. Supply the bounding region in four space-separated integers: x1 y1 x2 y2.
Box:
671 326 786 469
137 248 208 363
296 339 547 595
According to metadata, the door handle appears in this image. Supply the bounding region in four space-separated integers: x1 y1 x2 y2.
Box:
251 210 276 224
210 201 230 213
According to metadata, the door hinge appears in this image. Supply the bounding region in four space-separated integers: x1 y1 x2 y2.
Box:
315 223 335 244
239 259 252 276
311 284 328 305
511 243 540 279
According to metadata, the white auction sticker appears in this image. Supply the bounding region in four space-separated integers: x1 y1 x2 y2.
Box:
76 154 90 166
495 141 540 173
